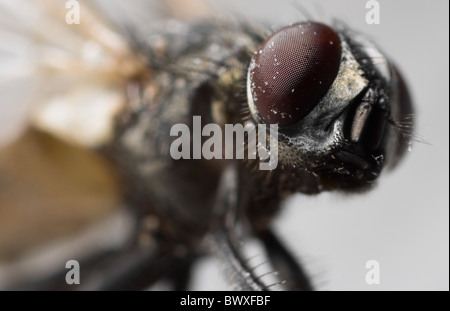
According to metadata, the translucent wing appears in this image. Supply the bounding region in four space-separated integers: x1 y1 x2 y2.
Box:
0 0 212 271
0 0 146 147
0 0 146 263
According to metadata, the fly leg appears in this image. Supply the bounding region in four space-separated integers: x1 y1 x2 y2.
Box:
167 257 195 291
5 243 196 291
257 229 314 291
78 246 194 291
209 164 270 291
210 165 314 291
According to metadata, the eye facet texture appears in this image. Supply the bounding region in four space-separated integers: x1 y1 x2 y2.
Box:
249 22 342 126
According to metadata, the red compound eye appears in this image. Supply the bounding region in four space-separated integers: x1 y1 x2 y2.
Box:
248 22 342 126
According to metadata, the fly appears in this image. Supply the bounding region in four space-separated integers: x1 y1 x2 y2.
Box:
0 0 414 290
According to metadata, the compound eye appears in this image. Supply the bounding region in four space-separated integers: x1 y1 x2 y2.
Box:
248 22 342 126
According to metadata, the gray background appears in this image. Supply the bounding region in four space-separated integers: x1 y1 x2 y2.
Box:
0 0 448 290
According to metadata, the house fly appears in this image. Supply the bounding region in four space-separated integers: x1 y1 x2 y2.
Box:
0 0 414 290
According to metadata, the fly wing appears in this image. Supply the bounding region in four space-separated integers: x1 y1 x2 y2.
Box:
0 0 147 148
0 0 147 263
0 0 215 281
